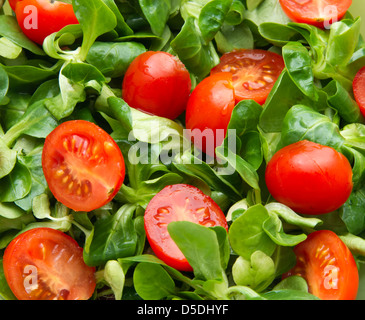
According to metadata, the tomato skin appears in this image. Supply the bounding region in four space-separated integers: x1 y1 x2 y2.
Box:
265 140 353 215
283 230 359 300
3 228 96 300
353 66 365 117
144 184 228 272
122 51 192 120
185 72 235 156
9 0 21 10
15 0 79 45
42 120 125 212
210 49 284 105
279 0 352 29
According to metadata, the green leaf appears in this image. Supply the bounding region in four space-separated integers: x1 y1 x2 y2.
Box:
198 0 232 43
137 0 171 36
280 104 345 151
232 251 275 292
229 204 277 259
263 213 307 246
133 262 175 300
86 41 146 78
73 0 117 60
282 41 318 101
0 160 32 202
104 260 126 300
84 204 142 266
0 138 16 179
168 221 225 281
171 17 220 79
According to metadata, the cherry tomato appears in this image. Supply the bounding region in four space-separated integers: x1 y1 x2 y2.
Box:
279 0 352 29
15 0 79 45
353 66 365 117
3 227 96 300
185 72 235 156
283 230 359 300
122 51 192 120
9 0 20 10
42 120 125 212
144 184 228 272
265 140 353 215
210 49 284 105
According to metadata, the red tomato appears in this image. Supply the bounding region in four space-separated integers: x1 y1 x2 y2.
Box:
9 0 21 10
210 49 284 105
265 140 353 215
42 120 125 212
15 0 79 45
185 72 235 156
353 66 365 117
122 51 192 120
279 0 352 29
283 230 359 300
3 228 96 300
144 184 228 272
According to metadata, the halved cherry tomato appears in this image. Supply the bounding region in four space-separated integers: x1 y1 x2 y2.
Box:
3 227 96 300
144 184 228 272
353 66 365 117
210 49 284 105
283 230 359 300
279 0 352 29
42 120 125 212
122 51 192 120
15 0 79 45
185 72 235 156
265 140 353 215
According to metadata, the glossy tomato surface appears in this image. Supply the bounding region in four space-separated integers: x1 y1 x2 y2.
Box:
265 140 353 215
211 49 284 105
3 228 96 300
284 230 359 300
144 184 228 272
185 72 235 156
42 120 125 212
353 66 365 117
122 51 192 120
279 0 352 28
15 0 79 45
9 0 20 10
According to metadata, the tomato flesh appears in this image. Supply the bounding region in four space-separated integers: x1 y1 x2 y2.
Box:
279 0 352 28
122 51 192 120
353 66 365 118
15 0 79 45
185 72 235 156
42 120 125 212
144 184 228 272
265 140 353 215
284 230 359 300
211 49 284 105
3 228 96 300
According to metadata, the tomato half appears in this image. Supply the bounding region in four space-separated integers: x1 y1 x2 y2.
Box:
185 72 235 156
283 230 359 300
265 140 353 215
3 228 96 300
279 0 352 29
15 0 79 45
42 120 125 212
353 66 365 118
144 184 228 272
210 49 284 105
122 51 192 120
